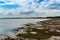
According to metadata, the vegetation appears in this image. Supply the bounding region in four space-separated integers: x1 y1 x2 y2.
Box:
17 29 51 39
17 18 60 39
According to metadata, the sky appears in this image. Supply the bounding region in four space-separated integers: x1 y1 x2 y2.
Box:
0 0 60 17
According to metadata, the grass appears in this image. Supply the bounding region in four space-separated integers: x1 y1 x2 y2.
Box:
17 29 51 39
16 18 60 39
17 28 60 39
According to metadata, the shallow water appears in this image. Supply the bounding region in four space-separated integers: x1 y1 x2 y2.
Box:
0 19 47 35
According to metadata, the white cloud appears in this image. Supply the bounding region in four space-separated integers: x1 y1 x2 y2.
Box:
0 0 60 17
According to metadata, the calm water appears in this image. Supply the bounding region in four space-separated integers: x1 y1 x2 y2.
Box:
0 19 48 35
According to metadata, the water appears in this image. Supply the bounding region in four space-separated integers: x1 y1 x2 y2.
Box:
0 19 48 35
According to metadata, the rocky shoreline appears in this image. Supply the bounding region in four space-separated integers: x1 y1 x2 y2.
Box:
1 18 60 40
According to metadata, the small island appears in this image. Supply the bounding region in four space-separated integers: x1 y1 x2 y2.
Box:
1 18 60 40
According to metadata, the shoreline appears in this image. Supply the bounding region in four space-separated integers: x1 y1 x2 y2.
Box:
0 19 50 40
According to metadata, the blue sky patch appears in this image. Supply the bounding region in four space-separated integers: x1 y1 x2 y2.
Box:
0 1 5 4
0 4 20 9
47 3 60 9
34 0 44 3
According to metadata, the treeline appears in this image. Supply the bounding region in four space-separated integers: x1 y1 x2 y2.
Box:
0 16 60 19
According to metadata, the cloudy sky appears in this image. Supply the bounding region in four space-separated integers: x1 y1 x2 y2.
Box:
0 0 60 17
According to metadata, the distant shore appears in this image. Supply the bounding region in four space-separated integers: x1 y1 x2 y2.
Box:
0 16 60 19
